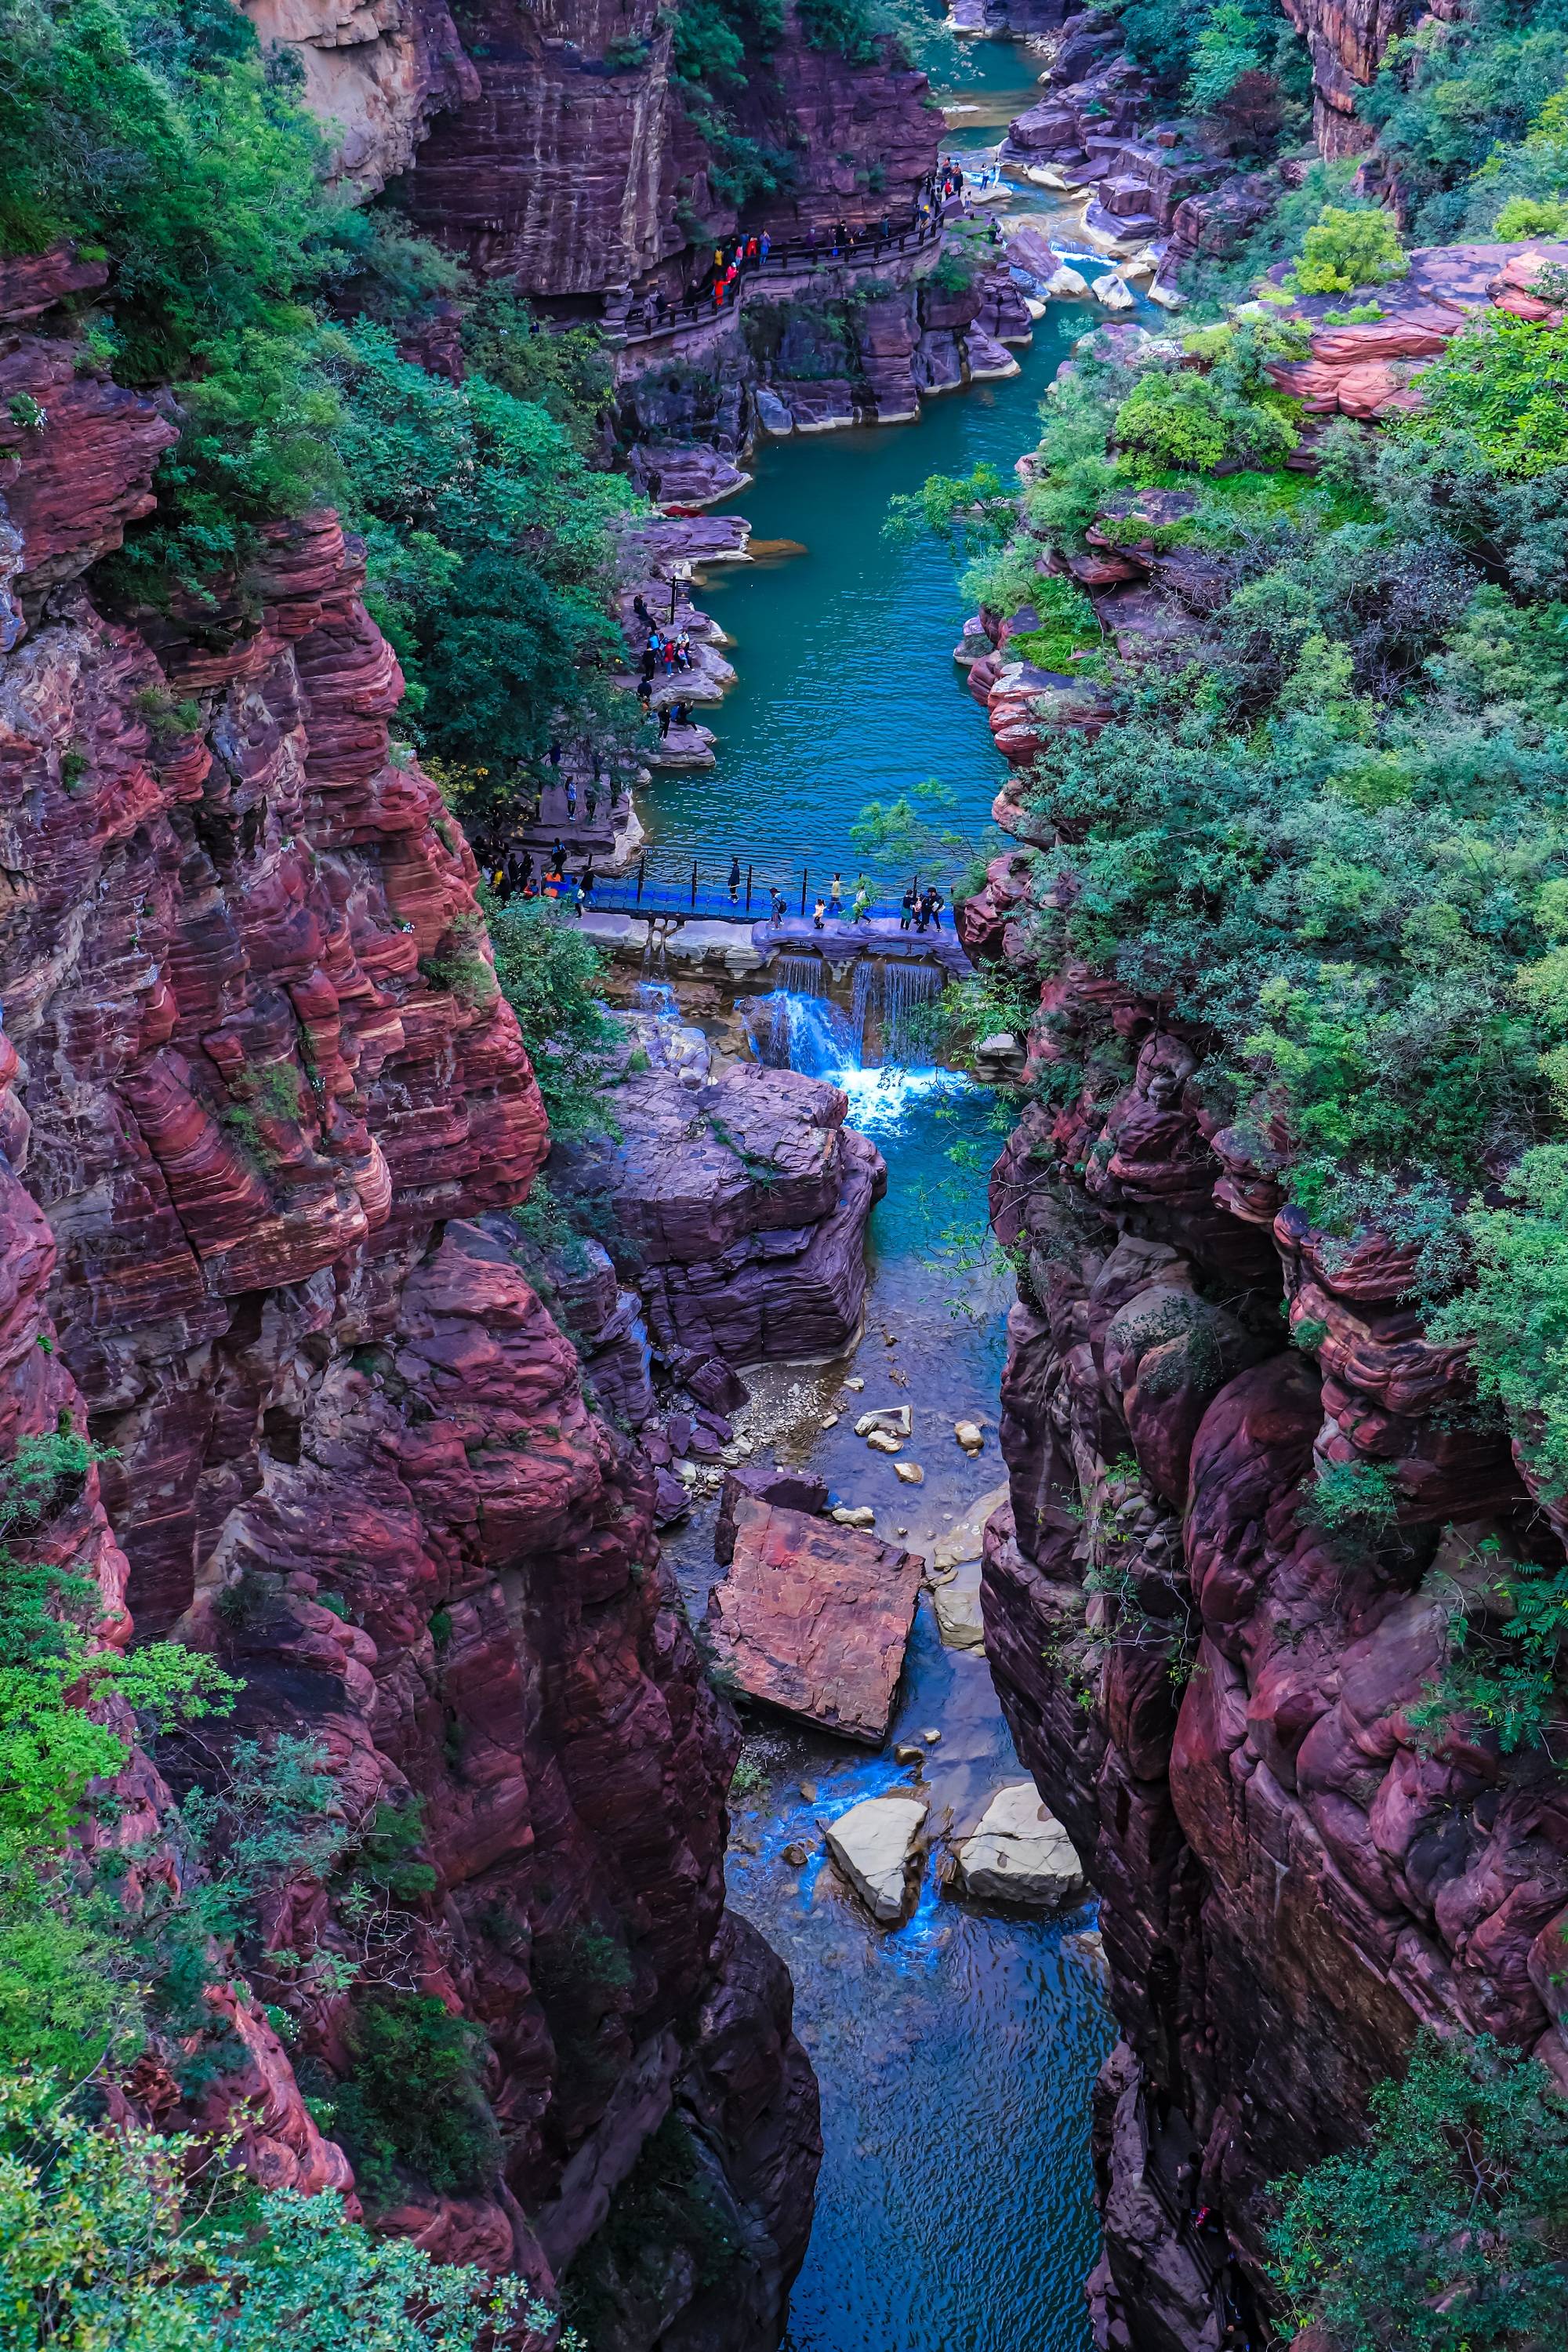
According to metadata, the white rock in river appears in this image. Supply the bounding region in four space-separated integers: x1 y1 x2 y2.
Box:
1091 270 1136 312
825 1795 929 1923
932 1574 985 1650
1045 263 1090 298
855 1404 912 1439
955 1784 1085 1907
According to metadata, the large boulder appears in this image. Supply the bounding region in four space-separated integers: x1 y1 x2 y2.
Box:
953 1784 1086 1906
561 1060 887 1367
714 1461 830 1563
706 1497 921 1742
824 1795 929 1922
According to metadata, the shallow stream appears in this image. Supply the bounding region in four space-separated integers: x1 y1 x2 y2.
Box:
661 1018 1114 2351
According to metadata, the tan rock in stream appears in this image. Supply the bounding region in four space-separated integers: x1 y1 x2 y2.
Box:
706 1497 920 1742
953 1785 1085 1908
825 1795 929 1922
932 1572 985 1651
855 1405 911 1438
866 1430 903 1454
932 1482 1011 1574
895 1461 924 1485
954 1419 985 1453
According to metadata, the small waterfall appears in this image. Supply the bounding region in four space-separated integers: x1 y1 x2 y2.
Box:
849 960 877 1059
743 989 856 1079
742 953 965 1134
882 963 945 1065
776 953 828 997
635 980 680 1020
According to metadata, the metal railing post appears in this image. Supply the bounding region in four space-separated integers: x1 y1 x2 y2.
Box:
746 865 753 912
689 861 697 909
637 855 645 905
799 867 808 917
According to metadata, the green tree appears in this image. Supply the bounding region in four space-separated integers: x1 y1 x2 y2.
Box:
0 2072 554 2350
485 895 619 1138
1269 2034 1568 2351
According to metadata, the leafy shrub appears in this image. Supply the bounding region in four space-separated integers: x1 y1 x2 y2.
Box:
485 895 618 1138
1397 314 1568 477
334 1995 499 2205
1113 366 1298 471
1360 7 1568 244
1296 1458 1402 1538
0 2072 554 2350
1269 2033 1568 2351
927 249 976 298
1291 203 1408 294
1494 193 1568 235
796 0 883 64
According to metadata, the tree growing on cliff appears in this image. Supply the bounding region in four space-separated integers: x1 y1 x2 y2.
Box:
0 2072 556 2350
1269 2032 1568 2351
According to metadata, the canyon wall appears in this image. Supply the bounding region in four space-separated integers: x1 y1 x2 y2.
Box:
0 249 818 2347
248 0 940 304
964 932 1568 2348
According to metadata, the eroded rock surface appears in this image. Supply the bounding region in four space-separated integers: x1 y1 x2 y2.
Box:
978 988 1568 2347
707 1497 922 1742
953 1784 1086 1907
824 1793 929 1922
0 268 819 2351
564 1060 887 1367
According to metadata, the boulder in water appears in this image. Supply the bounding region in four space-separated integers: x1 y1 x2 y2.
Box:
825 1795 929 1922
953 1785 1085 1907
932 1573 985 1650
854 1404 912 1439
706 1497 920 1741
714 1461 829 1563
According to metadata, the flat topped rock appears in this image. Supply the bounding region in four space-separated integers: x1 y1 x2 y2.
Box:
706 1497 921 1743
953 1784 1085 1907
825 1795 929 1922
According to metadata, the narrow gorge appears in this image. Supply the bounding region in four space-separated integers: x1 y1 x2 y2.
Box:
5 2 1568 2350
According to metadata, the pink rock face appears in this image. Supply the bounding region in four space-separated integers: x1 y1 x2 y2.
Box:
0 295 821 2346
706 1497 921 1742
565 1062 887 1366
977 957 1561 2347
400 0 937 293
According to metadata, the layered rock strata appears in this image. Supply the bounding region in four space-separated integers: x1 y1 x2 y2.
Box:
256 0 939 304
0 255 818 2349
615 252 1034 469
240 0 481 191
968 953 1568 2348
706 1497 923 1742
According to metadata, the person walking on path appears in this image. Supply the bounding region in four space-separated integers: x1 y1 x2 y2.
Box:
851 877 871 925
659 703 671 739
899 887 914 931
927 886 946 930
728 856 742 905
812 897 826 931
760 230 771 263
829 872 842 915
768 885 786 925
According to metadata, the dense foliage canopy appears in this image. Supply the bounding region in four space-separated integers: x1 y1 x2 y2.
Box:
0 0 642 803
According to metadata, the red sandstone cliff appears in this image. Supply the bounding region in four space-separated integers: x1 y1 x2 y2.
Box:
965 942 1568 2349
254 0 939 306
0 253 818 2346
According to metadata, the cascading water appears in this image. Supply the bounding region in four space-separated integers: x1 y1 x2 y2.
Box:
746 956 971 1134
743 988 858 1080
634 980 680 1019
881 960 944 1063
